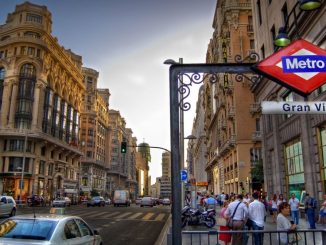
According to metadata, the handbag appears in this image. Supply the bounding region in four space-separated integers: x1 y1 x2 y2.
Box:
226 201 242 229
289 232 302 244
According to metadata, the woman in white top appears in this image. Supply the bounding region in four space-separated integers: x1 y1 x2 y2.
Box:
277 202 297 245
271 194 278 223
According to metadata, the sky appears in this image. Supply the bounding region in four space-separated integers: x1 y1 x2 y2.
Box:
0 0 216 184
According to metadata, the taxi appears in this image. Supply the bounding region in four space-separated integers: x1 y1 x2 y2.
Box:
0 208 103 244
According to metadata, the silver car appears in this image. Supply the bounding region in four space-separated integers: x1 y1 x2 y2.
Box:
52 197 71 207
0 214 103 244
0 196 16 217
140 196 153 207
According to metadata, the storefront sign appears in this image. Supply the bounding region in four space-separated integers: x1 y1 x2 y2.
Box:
253 39 326 96
196 181 208 186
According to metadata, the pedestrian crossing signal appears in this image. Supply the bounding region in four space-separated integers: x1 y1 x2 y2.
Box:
121 142 127 153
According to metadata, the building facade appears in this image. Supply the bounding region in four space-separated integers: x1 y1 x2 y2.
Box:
203 0 261 195
0 2 84 202
80 67 110 197
251 0 326 201
160 151 171 198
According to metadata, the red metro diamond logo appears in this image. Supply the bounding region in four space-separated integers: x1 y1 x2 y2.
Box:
253 39 326 96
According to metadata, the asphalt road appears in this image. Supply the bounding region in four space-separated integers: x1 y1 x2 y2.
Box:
0 203 171 245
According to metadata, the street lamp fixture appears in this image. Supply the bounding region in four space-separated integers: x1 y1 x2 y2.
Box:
299 0 322 11
274 0 322 47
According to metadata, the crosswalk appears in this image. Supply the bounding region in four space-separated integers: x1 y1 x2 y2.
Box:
65 209 167 222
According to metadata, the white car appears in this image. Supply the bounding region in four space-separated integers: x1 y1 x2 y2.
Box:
52 197 71 207
0 214 103 244
162 198 171 206
0 196 16 217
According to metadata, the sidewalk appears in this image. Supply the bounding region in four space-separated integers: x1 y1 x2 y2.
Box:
181 206 326 245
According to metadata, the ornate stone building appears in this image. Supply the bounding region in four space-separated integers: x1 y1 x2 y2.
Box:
251 0 326 201
0 2 84 201
204 0 262 194
80 67 110 196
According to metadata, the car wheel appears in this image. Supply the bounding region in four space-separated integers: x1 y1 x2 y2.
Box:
9 208 16 217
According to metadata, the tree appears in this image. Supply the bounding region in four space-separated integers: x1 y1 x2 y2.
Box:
90 189 99 197
250 160 264 189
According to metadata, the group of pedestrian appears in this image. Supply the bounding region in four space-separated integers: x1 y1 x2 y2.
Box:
216 191 318 245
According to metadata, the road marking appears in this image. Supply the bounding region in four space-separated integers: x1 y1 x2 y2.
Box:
91 211 108 218
142 213 154 220
129 212 143 219
115 212 132 219
102 211 120 218
154 213 165 221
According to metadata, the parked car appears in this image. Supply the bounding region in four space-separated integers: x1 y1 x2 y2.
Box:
27 195 45 207
0 196 16 217
0 214 103 244
162 198 171 206
52 197 71 207
81 196 89 205
135 198 142 205
113 190 130 207
87 196 105 207
140 196 154 207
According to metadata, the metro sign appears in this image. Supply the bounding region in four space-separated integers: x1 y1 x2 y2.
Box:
253 39 326 96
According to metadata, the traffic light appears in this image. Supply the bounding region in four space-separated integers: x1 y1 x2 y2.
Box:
121 141 127 153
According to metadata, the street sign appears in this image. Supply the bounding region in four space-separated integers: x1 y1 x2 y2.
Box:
180 170 187 181
253 39 326 96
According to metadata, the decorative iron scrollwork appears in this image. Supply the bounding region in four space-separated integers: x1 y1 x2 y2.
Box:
178 73 218 111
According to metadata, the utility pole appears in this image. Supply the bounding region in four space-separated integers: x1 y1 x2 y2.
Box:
179 58 185 208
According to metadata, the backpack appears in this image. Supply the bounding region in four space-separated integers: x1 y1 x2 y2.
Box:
310 198 317 209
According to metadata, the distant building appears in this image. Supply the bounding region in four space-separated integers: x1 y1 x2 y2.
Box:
160 151 171 198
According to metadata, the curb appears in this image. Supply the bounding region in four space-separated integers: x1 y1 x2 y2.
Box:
154 214 172 245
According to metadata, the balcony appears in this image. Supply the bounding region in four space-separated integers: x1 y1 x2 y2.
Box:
247 24 254 33
250 103 261 115
219 135 236 156
252 131 262 142
227 106 235 119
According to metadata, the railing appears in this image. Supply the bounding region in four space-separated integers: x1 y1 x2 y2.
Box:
182 229 326 245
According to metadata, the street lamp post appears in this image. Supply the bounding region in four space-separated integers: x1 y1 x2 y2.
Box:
19 131 28 205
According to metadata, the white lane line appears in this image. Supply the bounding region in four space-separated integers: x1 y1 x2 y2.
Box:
142 213 154 220
103 211 121 219
129 212 143 219
154 213 166 221
115 212 132 219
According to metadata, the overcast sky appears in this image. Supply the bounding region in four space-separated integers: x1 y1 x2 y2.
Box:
1 0 216 184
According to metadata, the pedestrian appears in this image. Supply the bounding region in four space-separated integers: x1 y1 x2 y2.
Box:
225 194 248 245
218 201 231 245
289 193 300 225
277 202 297 245
304 193 317 229
271 194 278 223
318 194 326 224
243 193 251 206
204 194 217 210
220 192 226 206
196 193 202 210
185 192 191 206
249 192 266 245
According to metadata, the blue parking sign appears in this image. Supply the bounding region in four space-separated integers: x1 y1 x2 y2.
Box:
180 170 187 181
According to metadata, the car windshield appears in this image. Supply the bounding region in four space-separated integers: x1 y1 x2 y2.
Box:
0 219 57 240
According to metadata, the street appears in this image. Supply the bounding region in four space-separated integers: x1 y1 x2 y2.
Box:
0 204 170 245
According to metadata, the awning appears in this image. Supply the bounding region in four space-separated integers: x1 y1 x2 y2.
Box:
64 189 77 194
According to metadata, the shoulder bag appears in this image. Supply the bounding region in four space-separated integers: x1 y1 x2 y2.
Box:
226 201 242 229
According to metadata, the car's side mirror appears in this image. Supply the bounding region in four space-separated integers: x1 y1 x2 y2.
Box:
93 229 100 235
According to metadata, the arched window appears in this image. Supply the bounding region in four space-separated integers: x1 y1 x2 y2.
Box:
15 63 36 129
0 67 5 110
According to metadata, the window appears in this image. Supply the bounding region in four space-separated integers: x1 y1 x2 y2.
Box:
0 67 5 110
319 127 326 193
27 47 35 56
260 44 265 59
283 92 294 119
64 220 81 239
257 0 262 25
250 40 255 50
271 25 276 50
26 13 42 23
284 139 305 199
75 219 92 236
8 157 29 172
281 3 288 26
39 160 45 175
